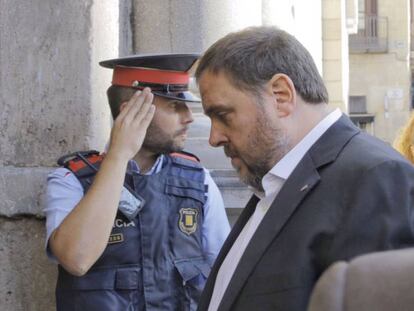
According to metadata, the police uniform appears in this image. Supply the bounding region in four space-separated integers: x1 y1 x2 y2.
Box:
44 54 230 311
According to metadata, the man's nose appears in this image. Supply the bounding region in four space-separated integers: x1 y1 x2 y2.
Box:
209 124 228 147
181 104 194 124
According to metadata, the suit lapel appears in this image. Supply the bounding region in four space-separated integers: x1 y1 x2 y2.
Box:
217 153 320 311
217 115 360 311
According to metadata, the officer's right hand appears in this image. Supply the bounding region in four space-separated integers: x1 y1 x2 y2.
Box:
108 87 155 161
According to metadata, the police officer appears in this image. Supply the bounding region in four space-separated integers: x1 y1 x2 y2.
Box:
44 54 230 311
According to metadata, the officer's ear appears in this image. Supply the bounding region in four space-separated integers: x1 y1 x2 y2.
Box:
267 73 296 118
119 101 128 112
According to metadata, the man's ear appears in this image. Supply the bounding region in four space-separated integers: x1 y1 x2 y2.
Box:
267 73 296 118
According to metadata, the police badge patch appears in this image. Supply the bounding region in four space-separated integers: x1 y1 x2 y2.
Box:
178 208 198 235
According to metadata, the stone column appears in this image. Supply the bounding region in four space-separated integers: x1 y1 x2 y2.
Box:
132 0 262 53
322 0 349 111
0 1 120 309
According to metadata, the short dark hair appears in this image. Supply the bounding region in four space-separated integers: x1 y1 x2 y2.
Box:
106 85 136 119
195 26 328 104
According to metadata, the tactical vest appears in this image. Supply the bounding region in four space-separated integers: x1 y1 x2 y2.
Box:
55 151 210 311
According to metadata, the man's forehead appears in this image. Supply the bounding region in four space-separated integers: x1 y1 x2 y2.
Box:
199 69 244 98
200 79 261 117
199 72 228 99
199 70 226 86
200 72 246 105
200 90 226 110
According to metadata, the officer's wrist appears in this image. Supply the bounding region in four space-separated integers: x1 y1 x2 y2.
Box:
104 150 131 166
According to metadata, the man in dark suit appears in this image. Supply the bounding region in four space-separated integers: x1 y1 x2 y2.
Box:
194 26 414 311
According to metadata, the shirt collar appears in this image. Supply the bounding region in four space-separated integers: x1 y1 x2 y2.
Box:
128 154 164 175
104 141 165 175
261 108 342 195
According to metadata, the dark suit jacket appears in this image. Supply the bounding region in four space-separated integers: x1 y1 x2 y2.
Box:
198 115 414 311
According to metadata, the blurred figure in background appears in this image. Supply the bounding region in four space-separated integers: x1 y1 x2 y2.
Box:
394 112 414 164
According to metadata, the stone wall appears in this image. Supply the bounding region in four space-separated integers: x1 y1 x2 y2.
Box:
0 1 119 310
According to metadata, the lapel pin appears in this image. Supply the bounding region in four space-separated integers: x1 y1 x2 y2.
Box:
300 184 309 192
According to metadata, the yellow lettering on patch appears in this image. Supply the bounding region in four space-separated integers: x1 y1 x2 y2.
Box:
108 233 124 244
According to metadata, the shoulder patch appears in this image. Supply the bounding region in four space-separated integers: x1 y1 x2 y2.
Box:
170 151 200 163
178 207 199 235
57 150 104 173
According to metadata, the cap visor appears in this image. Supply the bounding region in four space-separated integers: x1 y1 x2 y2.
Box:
152 91 200 103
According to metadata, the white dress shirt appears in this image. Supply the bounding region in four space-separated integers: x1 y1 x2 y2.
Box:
207 109 342 311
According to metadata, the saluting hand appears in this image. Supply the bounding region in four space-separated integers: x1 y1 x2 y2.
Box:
108 87 155 161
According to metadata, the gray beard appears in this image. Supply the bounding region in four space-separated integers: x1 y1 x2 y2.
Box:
236 106 290 192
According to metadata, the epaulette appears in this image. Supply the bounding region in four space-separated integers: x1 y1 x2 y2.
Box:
58 150 144 219
170 151 200 163
57 150 104 174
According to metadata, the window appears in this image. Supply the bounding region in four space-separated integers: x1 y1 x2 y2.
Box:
358 0 378 36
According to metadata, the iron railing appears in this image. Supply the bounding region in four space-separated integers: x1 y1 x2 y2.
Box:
349 15 388 53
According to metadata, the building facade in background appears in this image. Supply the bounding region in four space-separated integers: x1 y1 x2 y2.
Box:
349 0 411 142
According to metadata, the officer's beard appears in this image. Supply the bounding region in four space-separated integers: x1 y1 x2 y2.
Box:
142 122 185 155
